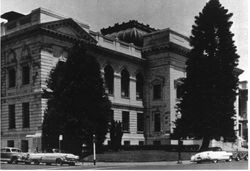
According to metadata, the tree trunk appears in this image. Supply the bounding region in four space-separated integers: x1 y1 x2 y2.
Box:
199 137 210 151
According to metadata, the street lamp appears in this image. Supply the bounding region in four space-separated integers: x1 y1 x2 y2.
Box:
177 138 183 164
93 134 96 165
59 135 63 153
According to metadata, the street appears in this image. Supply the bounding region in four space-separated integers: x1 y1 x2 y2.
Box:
1 160 248 170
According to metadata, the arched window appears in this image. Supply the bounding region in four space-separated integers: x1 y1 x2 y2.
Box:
136 73 143 100
104 65 114 95
174 78 184 99
121 68 130 98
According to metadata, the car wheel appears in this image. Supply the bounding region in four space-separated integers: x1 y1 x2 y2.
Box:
244 155 248 161
235 156 240 161
25 161 31 165
56 158 63 166
226 157 232 162
34 160 40 165
69 162 75 166
212 159 218 163
11 158 18 164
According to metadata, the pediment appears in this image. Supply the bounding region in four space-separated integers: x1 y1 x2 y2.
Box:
41 19 97 44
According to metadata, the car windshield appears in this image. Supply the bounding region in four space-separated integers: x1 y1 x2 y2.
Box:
207 147 222 151
11 149 21 152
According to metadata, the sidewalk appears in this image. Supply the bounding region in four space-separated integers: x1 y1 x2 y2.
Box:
77 160 192 166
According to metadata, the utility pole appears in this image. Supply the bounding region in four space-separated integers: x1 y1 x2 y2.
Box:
177 138 182 164
59 135 63 153
93 134 96 165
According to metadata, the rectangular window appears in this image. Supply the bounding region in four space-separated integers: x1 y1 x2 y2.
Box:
139 141 144 146
124 141 130 146
7 140 14 147
153 84 161 99
8 105 15 129
21 140 28 152
22 103 30 128
239 124 242 137
122 111 130 132
137 113 144 132
154 112 161 132
108 110 114 123
8 68 16 88
22 65 30 85
176 84 184 99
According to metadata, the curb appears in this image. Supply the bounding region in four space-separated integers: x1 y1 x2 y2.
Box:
77 160 192 166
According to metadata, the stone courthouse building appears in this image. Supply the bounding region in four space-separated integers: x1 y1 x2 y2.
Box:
1 8 247 152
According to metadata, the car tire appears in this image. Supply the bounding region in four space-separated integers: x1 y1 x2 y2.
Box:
235 156 240 161
226 157 232 162
34 160 40 165
69 162 75 166
11 157 18 164
56 158 63 166
244 155 248 161
212 159 218 163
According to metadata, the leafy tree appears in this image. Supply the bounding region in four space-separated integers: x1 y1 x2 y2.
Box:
42 43 111 155
109 120 123 151
173 0 239 150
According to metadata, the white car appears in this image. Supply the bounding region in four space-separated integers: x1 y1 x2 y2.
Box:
26 149 79 166
191 147 233 163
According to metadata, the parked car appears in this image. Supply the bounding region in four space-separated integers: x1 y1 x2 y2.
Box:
26 149 79 166
0 147 28 164
190 147 233 163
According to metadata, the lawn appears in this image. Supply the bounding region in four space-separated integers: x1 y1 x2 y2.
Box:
83 150 196 162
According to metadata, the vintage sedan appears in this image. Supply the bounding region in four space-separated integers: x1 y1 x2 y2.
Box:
191 147 233 163
26 149 79 166
1 147 28 164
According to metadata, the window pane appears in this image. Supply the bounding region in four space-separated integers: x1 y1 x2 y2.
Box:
22 103 30 128
136 73 143 99
104 65 114 95
122 111 130 132
153 84 161 99
8 105 15 129
22 65 30 85
8 68 16 88
137 113 144 132
154 112 161 132
7 140 14 147
121 69 130 98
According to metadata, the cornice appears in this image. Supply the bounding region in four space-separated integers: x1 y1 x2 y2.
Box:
89 45 146 65
142 42 190 57
112 102 144 111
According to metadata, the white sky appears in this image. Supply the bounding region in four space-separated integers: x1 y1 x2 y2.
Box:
1 0 248 81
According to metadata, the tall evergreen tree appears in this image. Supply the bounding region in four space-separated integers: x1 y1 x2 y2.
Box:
42 43 111 155
173 0 239 150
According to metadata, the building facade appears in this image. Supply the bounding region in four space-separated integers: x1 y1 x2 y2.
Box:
0 8 245 152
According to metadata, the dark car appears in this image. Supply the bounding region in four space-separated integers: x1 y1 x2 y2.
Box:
1 147 28 164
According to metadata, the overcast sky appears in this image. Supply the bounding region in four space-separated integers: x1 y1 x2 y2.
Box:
1 0 248 80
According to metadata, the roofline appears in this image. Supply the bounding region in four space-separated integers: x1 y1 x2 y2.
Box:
34 7 90 29
143 28 190 41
